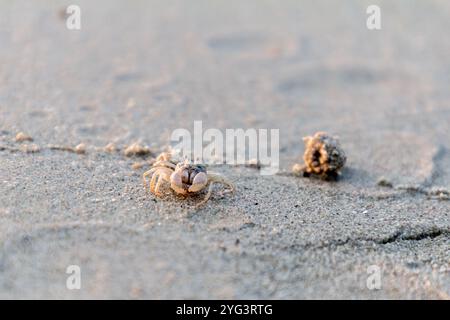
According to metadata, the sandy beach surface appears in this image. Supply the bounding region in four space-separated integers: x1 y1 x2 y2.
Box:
0 0 449 299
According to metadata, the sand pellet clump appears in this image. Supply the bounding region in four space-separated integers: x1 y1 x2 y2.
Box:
124 142 151 157
294 131 346 179
15 132 33 142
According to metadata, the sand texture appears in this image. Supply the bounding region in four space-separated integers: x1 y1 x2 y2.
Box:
0 0 449 299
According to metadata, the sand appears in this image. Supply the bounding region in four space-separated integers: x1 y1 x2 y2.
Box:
0 0 449 299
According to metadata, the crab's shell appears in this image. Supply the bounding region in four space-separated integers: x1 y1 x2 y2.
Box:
170 164 208 194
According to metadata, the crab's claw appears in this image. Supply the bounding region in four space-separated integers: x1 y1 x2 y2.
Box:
188 172 208 193
170 171 188 195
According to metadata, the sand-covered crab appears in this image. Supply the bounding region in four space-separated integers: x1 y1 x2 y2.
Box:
293 131 346 179
143 152 234 206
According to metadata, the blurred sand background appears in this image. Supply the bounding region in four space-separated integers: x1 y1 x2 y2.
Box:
0 0 449 299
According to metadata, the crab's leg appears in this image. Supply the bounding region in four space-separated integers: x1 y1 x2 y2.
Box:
156 152 172 162
152 160 177 169
196 173 234 207
153 175 163 196
149 172 159 193
207 172 235 194
154 167 174 196
143 170 152 190
143 166 162 190
196 182 215 207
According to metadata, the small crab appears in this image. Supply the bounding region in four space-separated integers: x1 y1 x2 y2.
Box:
293 131 346 180
143 152 234 206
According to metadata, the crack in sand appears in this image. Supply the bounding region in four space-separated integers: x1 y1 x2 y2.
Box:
377 145 450 200
377 227 448 244
287 226 450 251
424 145 447 188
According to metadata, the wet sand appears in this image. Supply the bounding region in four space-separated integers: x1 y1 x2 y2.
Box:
0 0 449 299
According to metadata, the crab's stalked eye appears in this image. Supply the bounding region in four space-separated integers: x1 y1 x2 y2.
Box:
196 165 207 171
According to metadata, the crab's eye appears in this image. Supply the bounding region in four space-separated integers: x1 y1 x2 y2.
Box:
195 165 207 173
